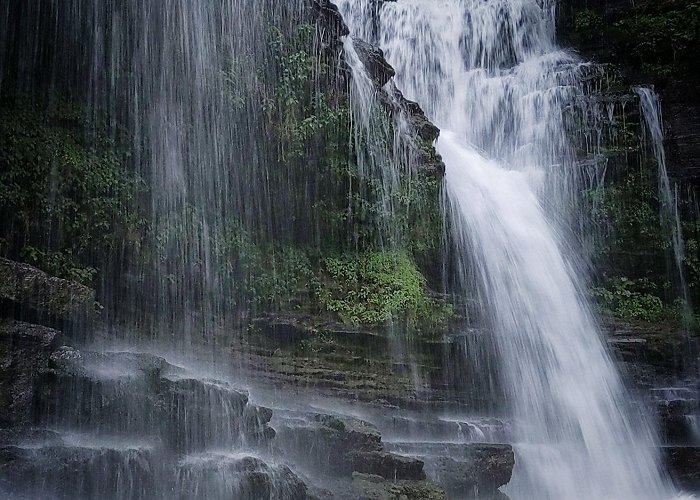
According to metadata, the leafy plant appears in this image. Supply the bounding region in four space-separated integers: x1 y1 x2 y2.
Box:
592 277 667 322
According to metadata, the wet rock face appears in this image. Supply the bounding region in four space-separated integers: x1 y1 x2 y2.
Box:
0 319 61 426
0 347 300 499
0 442 161 499
0 442 311 500
558 1 700 185
32 350 275 452
663 80 700 184
663 446 700 492
177 454 308 500
0 258 96 327
427 445 514 497
313 0 444 178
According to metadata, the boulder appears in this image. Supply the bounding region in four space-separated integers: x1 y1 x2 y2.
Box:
352 39 396 87
177 454 309 500
314 413 384 454
311 0 349 51
0 320 62 425
426 444 514 496
350 472 446 500
0 258 96 326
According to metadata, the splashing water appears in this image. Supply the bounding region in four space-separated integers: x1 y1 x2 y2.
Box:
340 0 692 498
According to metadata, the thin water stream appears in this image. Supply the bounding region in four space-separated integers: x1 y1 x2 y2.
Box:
635 86 691 318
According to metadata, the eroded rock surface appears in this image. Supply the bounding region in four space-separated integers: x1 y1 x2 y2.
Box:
0 258 96 325
0 319 61 425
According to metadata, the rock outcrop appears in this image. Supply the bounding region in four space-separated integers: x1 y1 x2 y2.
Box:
0 258 96 327
427 445 515 497
0 319 62 426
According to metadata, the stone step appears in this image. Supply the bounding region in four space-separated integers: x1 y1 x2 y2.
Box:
378 415 510 443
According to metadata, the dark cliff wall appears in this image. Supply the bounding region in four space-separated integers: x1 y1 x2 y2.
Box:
559 0 700 184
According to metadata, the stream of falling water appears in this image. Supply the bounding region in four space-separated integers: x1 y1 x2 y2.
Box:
339 0 691 498
635 86 691 317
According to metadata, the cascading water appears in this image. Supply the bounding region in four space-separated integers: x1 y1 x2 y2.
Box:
339 1 692 498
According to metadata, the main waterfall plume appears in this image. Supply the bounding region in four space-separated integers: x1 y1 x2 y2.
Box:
339 0 691 498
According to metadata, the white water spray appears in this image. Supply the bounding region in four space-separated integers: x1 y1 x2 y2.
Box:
339 0 691 498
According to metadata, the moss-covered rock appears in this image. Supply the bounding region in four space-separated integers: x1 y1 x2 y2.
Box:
0 258 96 322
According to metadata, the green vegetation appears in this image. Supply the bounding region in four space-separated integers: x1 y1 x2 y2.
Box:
565 2 700 78
612 3 700 77
218 227 451 333
585 162 698 325
0 15 448 336
592 277 666 322
0 97 144 285
320 251 451 329
216 19 448 331
586 168 668 265
570 9 604 45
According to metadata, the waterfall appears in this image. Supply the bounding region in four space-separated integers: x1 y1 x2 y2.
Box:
635 86 691 317
1 0 697 498
339 1 689 498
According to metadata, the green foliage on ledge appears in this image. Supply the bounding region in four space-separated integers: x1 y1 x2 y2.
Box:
592 277 667 322
320 252 451 329
217 227 451 333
